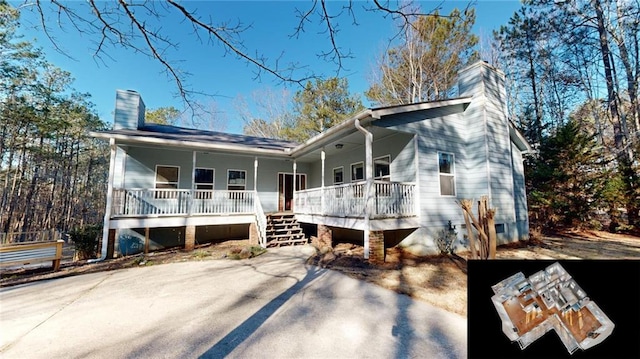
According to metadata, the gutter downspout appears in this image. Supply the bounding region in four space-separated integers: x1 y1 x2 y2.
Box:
91 138 117 263
355 119 373 260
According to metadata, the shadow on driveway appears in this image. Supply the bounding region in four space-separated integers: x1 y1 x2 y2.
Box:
199 264 325 358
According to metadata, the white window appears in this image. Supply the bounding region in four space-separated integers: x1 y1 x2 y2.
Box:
374 155 391 181
155 165 179 189
227 169 246 191
438 152 455 196
194 168 214 190
351 162 364 182
333 167 344 185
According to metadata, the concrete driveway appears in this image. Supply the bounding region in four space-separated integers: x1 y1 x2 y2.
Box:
0 246 467 358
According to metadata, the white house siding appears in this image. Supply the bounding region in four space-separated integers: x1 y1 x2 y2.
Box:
113 146 127 188
512 142 529 240
459 62 522 244
305 131 415 188
113 90 145 130
123 146 195 189
482 68 517 229
375 107 471 227
373 107 471 255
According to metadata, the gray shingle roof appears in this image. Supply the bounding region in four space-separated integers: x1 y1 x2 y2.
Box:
104 123 299 150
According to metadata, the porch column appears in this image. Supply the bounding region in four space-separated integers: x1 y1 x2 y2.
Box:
254 157 258 191
190 151 196 215
315 224 332 249
292 160 297 211
185 225 196 251
99 138 117 260
369 230 385 263
355 119 374 260
106 228 116 259
249 222 259 246
321 149 325 215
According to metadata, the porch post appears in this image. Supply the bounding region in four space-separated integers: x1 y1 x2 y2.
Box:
190 151 196 215
99 138 117 260
254 157 258 191
355 119 374 260
321 149 325 215
292 160 297 211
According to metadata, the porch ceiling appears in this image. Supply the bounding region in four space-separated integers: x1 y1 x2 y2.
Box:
294 126 401 163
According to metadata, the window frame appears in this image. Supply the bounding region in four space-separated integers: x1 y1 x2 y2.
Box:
227 169 247 191
373 155 391 181
333 166 344 185
194 167 215 190
437 152 456 197
350 161 364 182
155 165 180 190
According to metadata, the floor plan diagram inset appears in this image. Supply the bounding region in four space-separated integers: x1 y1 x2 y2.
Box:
491 262 614 354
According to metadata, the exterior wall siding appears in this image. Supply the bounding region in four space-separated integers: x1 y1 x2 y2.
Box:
375 107 485 229
124 147 194 189
512 142 530 240
306 131 415 188
459 62 518 227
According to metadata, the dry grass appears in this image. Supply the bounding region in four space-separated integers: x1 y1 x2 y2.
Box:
308 244 469 316
309 229 639 317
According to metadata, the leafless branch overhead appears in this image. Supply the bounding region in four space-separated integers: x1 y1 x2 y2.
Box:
23 0 463 112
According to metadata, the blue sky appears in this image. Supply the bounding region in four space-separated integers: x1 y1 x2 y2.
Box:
15 0 523 134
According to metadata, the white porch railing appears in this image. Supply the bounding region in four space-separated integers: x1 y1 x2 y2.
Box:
254 194 267 248
112 189 255 216
294 181 416 218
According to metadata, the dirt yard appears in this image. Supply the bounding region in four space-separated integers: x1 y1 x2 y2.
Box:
1 230 638 318
306 229 640 316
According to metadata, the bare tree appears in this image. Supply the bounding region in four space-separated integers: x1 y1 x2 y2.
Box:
366 7 478 106
18 0 465 111
235 88 293 139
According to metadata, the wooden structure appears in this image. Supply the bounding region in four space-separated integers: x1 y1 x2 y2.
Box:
460 196 497 259
0 240 64 271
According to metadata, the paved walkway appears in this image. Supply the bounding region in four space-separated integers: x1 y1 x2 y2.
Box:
0 246 467 358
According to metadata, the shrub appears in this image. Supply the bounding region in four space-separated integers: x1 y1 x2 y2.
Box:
435 221 458 254
227 246 267 260
70 225 102 260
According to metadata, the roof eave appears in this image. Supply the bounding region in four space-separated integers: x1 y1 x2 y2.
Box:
369 97 472 118
90 131 291 157
508 123 533 153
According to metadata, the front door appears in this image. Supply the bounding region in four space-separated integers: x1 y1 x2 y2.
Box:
278 173 306 211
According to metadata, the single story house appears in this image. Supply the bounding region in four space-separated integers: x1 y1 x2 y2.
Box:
92 61 532 262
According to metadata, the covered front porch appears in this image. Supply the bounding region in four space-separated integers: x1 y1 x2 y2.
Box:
108 180 418 227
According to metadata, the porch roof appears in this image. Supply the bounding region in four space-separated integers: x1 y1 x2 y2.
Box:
92 123 299 157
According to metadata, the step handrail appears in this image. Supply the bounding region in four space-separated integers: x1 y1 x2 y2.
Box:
254 193 267 248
